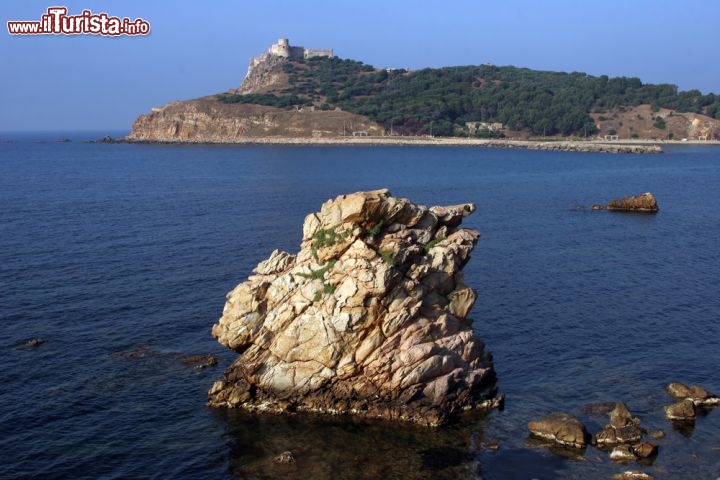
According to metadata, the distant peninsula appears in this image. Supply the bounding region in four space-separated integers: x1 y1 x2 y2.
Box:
127 38 720 148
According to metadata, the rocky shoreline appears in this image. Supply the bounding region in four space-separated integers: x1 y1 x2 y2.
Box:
527 383 719 480
122 135 663 153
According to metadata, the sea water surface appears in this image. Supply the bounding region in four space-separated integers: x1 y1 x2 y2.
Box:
1 133 719 479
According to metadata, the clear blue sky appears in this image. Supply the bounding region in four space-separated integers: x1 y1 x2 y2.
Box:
2 0 719 132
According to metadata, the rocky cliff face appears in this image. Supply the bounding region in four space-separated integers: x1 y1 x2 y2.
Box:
209 189 498 426
127 98 382 142
238 54 289 94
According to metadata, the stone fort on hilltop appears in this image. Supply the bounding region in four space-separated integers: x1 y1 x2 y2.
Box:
250 38 333 69
238 38 333 94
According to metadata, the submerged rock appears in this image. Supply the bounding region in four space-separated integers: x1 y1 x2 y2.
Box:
181 354 219 369
111 346 219 370
581 401 616 416
527 412 588 448
613 470 654 480
23 338 46 348
604 192 659 213
209 189 498 425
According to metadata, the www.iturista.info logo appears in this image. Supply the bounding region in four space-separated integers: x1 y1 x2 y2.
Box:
7 6 150 36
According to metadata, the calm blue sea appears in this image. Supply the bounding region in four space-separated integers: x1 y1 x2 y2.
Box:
1 133 719 479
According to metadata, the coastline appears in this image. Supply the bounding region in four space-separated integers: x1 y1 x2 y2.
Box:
123 135 672 153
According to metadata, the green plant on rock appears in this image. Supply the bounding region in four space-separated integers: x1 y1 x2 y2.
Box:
423 236 446 253
296 260 338 302
311 226 349 260
379 248 396 266
312 281 336 302
366 219 385 238
296 260 336 280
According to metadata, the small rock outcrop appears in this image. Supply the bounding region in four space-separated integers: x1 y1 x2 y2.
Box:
527 412 588 448
594 402 643 446
613 470 654 480
610 444 637 462
664 398 696 421
666 382 719 407
274 451 295 464
609 442 658 463
209 189 498 426
632 442 658 459
604 192 659 212
588 402 660 465
23 338 46 348
664 382 719 422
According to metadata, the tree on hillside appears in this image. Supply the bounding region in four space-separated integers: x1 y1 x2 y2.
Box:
236 57 720 137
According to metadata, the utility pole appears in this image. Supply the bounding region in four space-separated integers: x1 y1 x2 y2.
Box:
430 121 434 138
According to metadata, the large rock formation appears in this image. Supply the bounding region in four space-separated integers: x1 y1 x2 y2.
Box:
208 189 498 425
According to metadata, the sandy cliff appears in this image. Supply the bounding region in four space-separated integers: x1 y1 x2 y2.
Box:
127 97 383 142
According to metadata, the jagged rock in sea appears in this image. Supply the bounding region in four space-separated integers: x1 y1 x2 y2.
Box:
604 192 659 212
208 189 498 426
527 412 589 448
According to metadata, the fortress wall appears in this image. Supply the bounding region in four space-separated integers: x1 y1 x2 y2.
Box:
288 46 305 59
304 49 333 58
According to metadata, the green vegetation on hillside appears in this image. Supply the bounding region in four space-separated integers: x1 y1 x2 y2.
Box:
230 56 720 137
216 92 312 108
